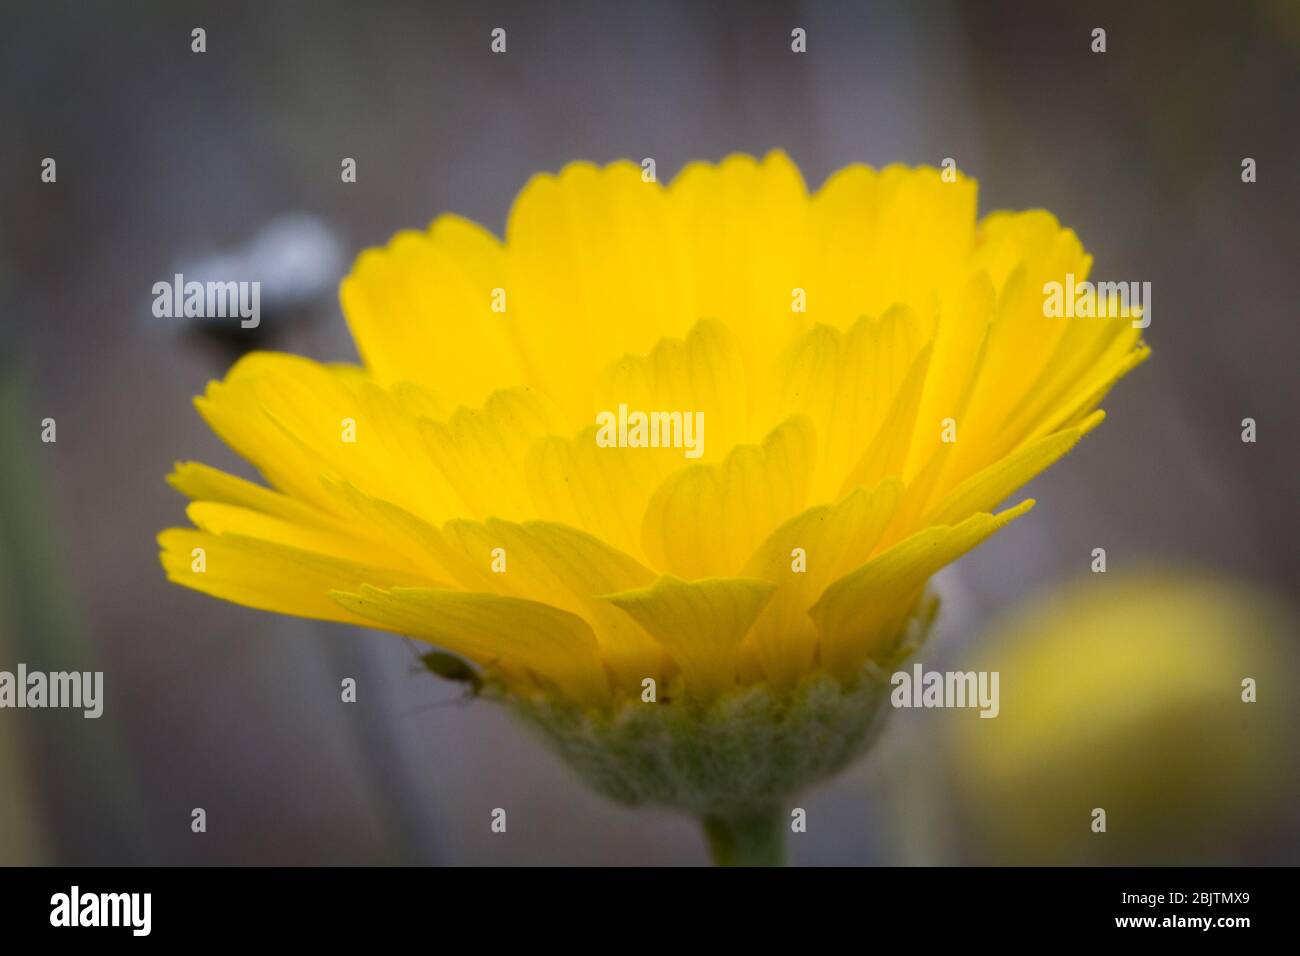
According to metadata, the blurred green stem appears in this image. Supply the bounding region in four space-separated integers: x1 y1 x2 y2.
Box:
701 804 786 866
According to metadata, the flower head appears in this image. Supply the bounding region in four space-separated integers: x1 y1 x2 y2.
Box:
159 152 1146 846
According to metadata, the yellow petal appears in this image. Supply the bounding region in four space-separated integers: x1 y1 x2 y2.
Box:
158 528 428 625
641 416 816 579
836 342 931 496
317 478 461 582
168 460 334 527
525 426 682 564
420 385 567 521
197 352 460 524
426 518 662 689
924 414 1102 527
185 500 413 572
809 163 977 332
669 150 811 377
506 160 693 420
331 585 607 703
755 316 927 499
903 273 995 481
594 318 748 457
1022 340 1149 443
603 575 775 699
339 214 529 408
739 479 903 686
811 501 1035 677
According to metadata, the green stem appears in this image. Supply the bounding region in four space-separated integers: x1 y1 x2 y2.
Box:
701 804 787 866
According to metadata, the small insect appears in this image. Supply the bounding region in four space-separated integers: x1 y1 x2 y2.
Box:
417 649 484 698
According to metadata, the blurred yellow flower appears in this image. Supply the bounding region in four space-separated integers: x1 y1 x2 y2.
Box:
158 152 1145 860
942 570 1298 865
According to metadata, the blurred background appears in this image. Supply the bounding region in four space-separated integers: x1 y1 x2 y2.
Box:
1 0 1296 864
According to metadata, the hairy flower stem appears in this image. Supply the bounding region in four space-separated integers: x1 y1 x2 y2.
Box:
701 804 787 866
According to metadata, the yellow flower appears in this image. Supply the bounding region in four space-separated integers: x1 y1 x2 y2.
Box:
941 570 1297 865
159 151 1146 860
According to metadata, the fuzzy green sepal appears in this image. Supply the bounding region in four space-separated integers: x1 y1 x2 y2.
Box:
508 660 893 819
493 594 938 863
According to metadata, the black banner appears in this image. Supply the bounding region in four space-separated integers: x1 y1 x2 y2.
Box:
0 866 1283 942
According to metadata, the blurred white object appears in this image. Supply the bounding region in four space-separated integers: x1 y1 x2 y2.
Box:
154 212 346 336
